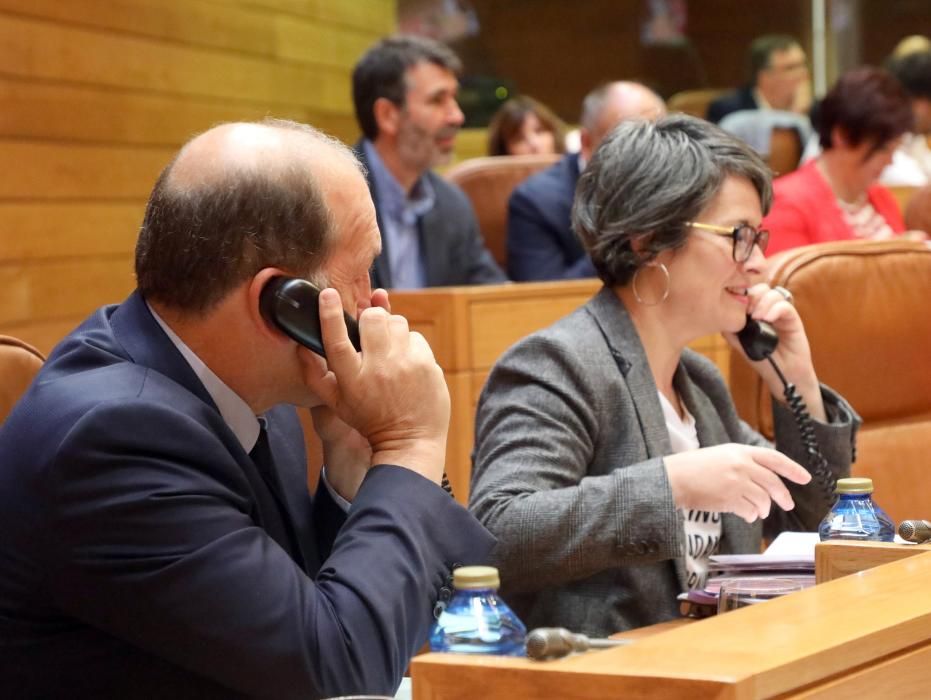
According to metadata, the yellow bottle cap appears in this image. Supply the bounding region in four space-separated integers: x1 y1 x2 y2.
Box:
835 477 874 495
452 566 500 589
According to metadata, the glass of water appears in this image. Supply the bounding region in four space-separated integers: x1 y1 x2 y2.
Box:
716 577 803 614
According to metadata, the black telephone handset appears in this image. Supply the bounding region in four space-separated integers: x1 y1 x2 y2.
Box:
259 276 456 499
737 316 779 362
259 276 361 359
737 315 835 501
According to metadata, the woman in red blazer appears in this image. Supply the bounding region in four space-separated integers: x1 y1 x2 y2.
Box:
765 67 914 254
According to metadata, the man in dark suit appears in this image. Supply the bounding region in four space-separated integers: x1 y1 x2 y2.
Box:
507 82 665 282
707 34 810 124
0 119 494 698
352 35 507 289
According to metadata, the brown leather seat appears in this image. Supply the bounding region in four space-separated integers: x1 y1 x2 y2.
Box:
768 127 803 177
0 336 45 423
888 185 918 217
729 239 931 522
445 154 561 268
667 88 728 119
904 183 931 234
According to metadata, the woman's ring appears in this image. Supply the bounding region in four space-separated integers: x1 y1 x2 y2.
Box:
773 286 794 305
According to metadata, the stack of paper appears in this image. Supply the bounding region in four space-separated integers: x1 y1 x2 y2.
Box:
678 532 818 616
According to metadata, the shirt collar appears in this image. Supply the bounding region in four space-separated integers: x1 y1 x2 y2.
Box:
753 87 773 110
363 139 435 223
148 303 261 453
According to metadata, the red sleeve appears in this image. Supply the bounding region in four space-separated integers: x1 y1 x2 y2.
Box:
764 188 816 255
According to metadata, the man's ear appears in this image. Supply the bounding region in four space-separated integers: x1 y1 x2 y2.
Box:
248 267 291 342
373 97 402 138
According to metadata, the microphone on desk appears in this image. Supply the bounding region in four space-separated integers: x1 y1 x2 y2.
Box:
897 520 931 544
525 627 632 660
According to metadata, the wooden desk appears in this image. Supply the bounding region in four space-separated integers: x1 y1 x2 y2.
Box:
412 551 931 698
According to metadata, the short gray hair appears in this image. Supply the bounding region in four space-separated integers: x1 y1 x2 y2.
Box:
572 114 772 288
579 83 616 132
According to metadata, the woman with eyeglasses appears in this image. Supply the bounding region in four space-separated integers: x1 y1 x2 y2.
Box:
468 114 859 637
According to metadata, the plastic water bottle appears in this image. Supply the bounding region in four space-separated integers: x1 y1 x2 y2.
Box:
818 477 895 542
429 566 527 656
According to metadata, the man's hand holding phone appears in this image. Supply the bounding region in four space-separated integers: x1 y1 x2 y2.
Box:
303 288 449 489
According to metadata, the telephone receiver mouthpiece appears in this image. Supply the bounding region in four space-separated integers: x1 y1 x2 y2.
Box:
737 316 778 361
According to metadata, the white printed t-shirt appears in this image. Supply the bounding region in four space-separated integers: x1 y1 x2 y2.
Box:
658 392 722 590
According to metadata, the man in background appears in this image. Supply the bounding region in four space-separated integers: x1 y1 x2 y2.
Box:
882 49 931 187
352 35 506 288
0 119 493 698
707 34 811 124
507 81 666 282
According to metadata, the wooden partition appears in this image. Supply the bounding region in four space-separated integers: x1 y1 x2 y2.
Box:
0 0 390 354
413 550 931 698
816 540 931 583
384 281 730 502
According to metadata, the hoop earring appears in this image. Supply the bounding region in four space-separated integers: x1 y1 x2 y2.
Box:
631 262 670 306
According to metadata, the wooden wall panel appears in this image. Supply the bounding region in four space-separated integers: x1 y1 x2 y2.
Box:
0 142 173 199
0 79 357 146
0 1 392 354
0 15 349 112
0 258 134 325
0 0 277 55
221 0 396 31
0 0 385 70
0 203 142 261
459 0 809 120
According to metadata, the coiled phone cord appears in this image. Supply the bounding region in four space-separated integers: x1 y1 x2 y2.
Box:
766 356 836 503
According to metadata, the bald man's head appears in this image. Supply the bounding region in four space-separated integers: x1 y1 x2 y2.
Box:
579 81 666 161
136 120 361 314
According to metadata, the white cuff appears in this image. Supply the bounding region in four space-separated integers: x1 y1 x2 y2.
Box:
320 466 352 512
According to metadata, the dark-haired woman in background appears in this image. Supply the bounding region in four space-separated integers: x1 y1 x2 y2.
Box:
469 115 858 637
764 67 915 254
487 96 566 157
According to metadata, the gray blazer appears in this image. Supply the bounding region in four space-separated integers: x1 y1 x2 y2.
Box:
469 287 859 636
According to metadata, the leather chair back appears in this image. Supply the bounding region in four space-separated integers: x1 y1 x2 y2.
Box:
445 154 561 268
729 239 931 521
0 336 45 423
667 88 728 118
904 184 931 234
768 127 803 177
888 185 918 218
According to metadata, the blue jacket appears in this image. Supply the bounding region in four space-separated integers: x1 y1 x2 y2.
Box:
507 153 595 281
0 291 494 698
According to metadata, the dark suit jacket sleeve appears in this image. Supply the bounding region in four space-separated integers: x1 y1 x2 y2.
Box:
507 185 594 281
42 402 494 700
706 97 729 124
707 87 757 124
